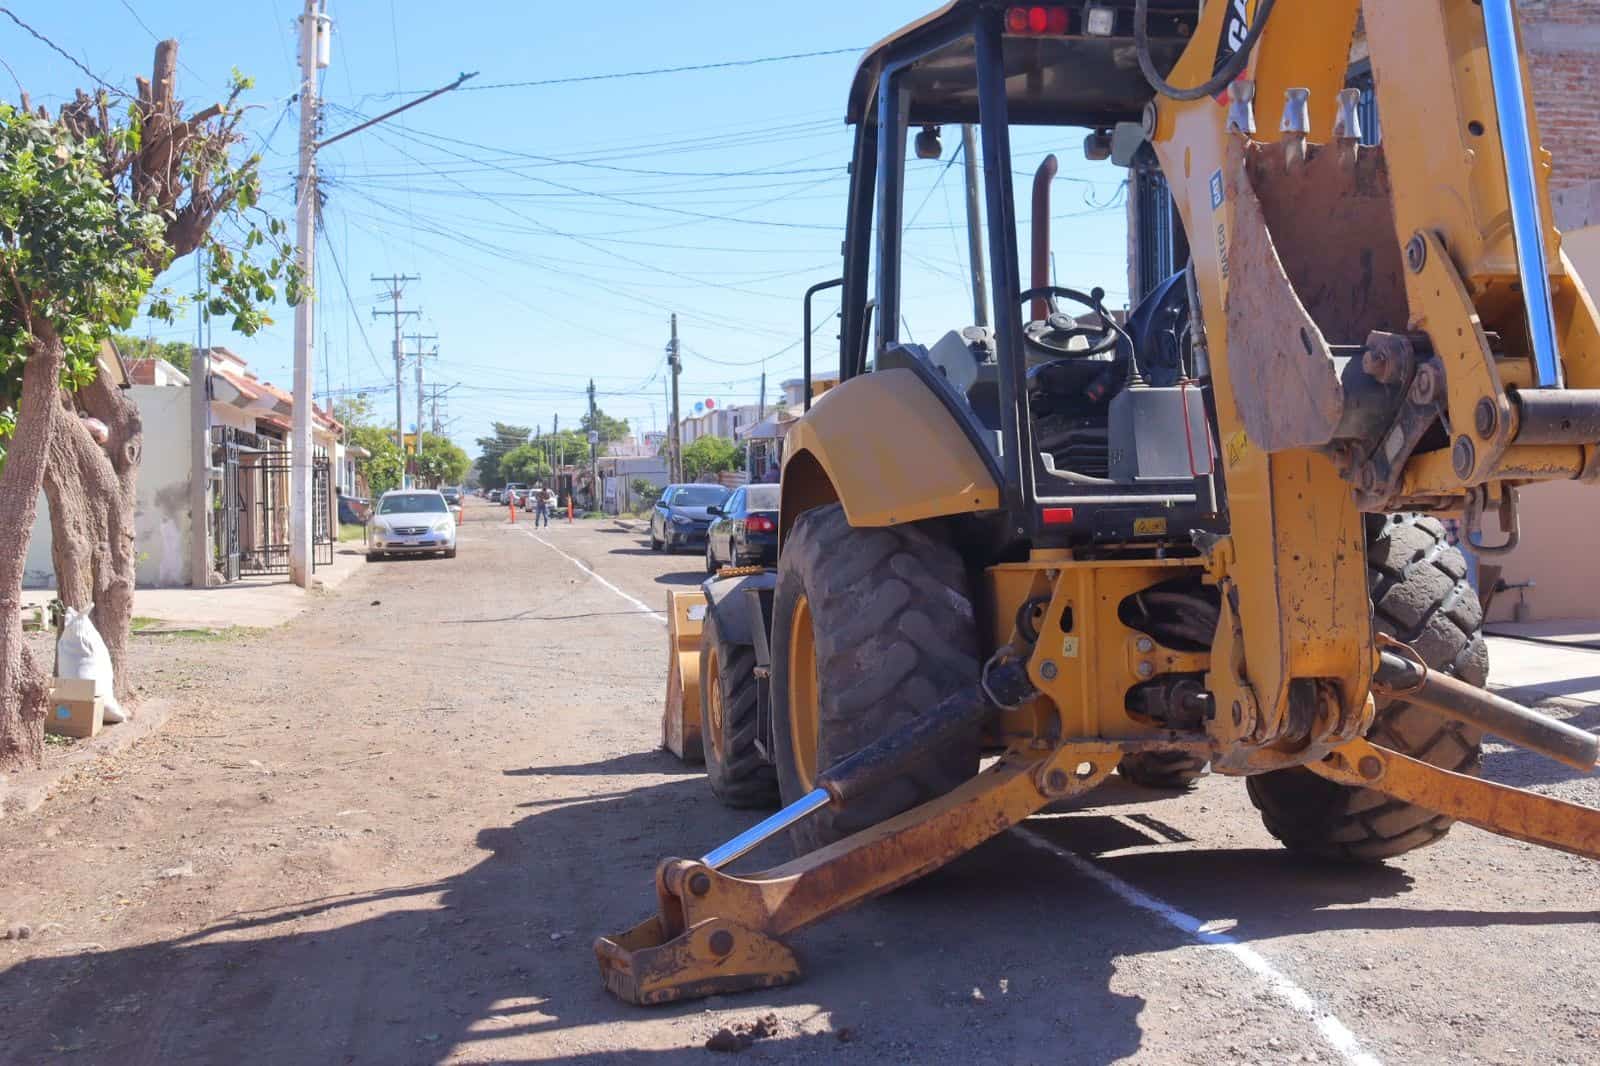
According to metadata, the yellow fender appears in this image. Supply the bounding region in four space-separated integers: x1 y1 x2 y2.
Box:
778 368 1001 541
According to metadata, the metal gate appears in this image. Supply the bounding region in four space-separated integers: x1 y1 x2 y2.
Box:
216 428 243 583
313 456 334 568
212 427 334 580
243 448 293 577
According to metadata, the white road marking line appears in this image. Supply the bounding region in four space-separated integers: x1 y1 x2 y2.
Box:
1016 828 1383 1066
516 528 667 624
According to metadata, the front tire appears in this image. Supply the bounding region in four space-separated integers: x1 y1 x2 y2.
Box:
705 541 718 574
701 613 779 809
769 504 980 855
1247 514 1489 861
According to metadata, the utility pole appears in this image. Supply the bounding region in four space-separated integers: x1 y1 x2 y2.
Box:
371 274 420 483
759 369 767 422
406 331 438 461
289 0 330 589
668 314 682 483
960 124 990 327
587 378 599 510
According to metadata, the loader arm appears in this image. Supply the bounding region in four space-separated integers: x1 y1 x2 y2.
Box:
1153 0 1600 761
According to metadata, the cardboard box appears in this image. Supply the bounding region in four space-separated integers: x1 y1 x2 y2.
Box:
53 677 107 702
47 695 104 739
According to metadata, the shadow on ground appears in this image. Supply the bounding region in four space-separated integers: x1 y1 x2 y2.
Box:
4 748 1592 1066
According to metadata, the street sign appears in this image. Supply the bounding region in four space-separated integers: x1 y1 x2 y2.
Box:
587 430 599 444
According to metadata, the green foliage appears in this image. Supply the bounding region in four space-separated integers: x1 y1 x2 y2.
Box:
681 435 742 482
333 392 377 430
416 432 470 486
349 424 404 497
113 333 192 372
580 405 630 445
499 442 552 486
630 477 662 509
0 94 297 469
474 421 530 488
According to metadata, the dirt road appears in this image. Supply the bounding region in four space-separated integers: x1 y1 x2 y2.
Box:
2 501 1596 1064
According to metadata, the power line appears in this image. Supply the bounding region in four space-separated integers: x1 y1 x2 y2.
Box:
0 7 125 95
315 203 385 376
365 46 864 99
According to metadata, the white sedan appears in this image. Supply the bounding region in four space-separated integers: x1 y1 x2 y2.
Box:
367 490 458 560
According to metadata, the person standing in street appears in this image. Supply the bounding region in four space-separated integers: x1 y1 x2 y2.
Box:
534 482 551 528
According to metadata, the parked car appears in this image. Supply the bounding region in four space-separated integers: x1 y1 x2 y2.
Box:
367 489 458 560
439 486 464 522
650 483 731 553
489 489 503 503
705 484 780 572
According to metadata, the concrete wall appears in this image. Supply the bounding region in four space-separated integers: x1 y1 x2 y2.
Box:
22 386 194 590
134 387 194 588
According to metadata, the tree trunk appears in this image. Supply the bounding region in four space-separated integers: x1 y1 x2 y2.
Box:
0 325 65 771
43 371 142 703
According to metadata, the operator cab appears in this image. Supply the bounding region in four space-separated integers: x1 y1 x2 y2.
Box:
814 0 1218 549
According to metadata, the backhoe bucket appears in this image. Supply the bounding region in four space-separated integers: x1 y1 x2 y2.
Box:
663 590 707 763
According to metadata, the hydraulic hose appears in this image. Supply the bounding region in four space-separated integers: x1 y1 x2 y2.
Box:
1135 0 1279 102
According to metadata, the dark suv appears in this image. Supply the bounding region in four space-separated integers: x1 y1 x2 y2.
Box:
649 483 731 553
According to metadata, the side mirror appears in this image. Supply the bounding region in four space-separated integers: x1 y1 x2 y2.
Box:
707 505 724 516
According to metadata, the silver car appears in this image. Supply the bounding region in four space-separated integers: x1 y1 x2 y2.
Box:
367 490 458 560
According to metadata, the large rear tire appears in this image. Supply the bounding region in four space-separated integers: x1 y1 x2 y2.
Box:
769 504 980 855
1246 514 1489 861
700 612 780 809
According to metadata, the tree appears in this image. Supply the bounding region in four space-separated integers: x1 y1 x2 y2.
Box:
0 46 297 770
348 425 404 497
499 443 551 486
581 406 630 445
630 477 662 509
113 333 191 372
416 432 469 487
681 436 742 482
333 392 376 430
473 421 529 489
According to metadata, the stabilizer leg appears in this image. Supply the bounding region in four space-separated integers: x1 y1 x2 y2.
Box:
1311 738 1600 859
595 745 1119 1005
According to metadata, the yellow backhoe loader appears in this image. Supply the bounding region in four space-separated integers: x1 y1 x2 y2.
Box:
599 0 1600 1005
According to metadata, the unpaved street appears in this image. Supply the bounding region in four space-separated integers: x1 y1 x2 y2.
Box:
2 501 1597 1065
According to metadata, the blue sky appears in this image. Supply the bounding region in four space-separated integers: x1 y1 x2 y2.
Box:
6 1 1130 453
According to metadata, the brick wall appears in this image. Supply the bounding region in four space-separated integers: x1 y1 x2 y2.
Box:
1520 0 1600 224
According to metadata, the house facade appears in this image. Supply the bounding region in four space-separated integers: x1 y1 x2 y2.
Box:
23 346 346 590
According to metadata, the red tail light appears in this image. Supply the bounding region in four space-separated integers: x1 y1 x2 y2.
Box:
1005 6 1071 36
1041 507 1076 525
747 515 776 533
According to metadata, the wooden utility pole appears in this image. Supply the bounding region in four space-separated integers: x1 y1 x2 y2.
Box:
406 331 438 458
587 378 600 509
668 314 682 482
371 274 420 481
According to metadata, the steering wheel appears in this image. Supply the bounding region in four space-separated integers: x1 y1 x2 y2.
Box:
1018 285 1123 357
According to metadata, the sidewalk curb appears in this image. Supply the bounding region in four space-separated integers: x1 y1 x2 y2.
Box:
0 698 175 820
